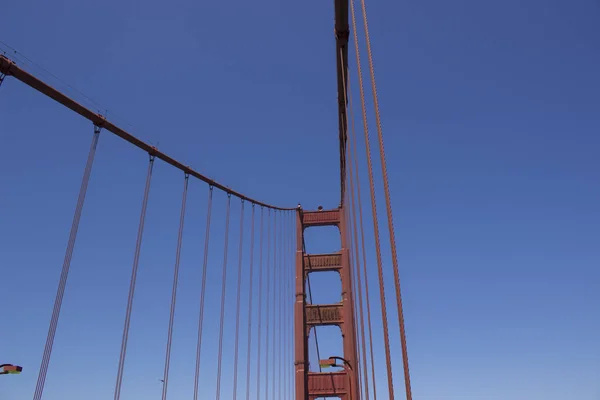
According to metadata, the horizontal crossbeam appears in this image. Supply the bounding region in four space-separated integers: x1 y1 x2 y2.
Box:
304 253 342 273
301 208 341 227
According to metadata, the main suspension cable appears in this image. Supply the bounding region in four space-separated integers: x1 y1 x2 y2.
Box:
193 186 214 400
244 205 257 400
33 124 101 400
232 201 246 399
350 0 396 396
0 52 294 212
215 194 232 400
161 173 189 400
359 0 414 397
114 154 155 400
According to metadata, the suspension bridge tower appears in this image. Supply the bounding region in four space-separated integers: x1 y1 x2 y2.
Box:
294 206 359 399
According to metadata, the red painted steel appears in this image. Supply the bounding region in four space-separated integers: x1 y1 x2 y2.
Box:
307 372 348 398
0 55 293 211
304 253 342 273
301 209 341 227
294 206 359 400
305 304 344 326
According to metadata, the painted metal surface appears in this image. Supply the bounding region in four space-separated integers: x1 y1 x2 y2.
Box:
294 206 358 400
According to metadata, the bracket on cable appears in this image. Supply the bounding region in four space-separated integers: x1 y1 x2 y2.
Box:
335 29 350 45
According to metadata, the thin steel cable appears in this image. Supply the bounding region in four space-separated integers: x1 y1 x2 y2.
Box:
270 211 278 400
114 154 155 400
290 211 295 397
265 209 272 400
341 66 373 399
256 208 267 400
282 212 289 400
359 0 413 397
286 212 291 398
348 74 379 400
345 195 364 400
33 125 101 400
278 211 284 400
215 194 232 400
346 203 365 400
350 0 395 396
291 211 296 398
232 201 246 399
161 173 190 400
274 211 279 400
348 118 375 400
339 46 371 400
193 187 214 400
290 211 297 398
244 205 256 400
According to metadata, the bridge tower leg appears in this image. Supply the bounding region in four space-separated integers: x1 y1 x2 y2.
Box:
294 206 359 400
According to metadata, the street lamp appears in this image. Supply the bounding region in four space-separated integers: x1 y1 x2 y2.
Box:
0 364 23 376
319 356 353 400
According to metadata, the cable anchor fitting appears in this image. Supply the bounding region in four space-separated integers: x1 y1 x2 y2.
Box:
93 113 107 131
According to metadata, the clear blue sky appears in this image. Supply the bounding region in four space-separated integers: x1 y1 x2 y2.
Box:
1 0 599 399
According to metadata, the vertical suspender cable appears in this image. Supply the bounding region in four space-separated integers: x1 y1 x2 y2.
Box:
290 211 296 398
265 209 272 400
282 213 289 399
340 46 371 400
290 211 295 399
350 0 396 396
161 173 189 400
274 211 279 400
278 212 284 400
244 205 256 400
256 208 266 400
359 0 413 397
271 211 281 400
348 119 374 399
349 77 379 400
342 61 374 398
215 194 232 400
193 186 214 400
270 211 278 400
114 154 155 400
33 124 101 400
232 201 246 399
